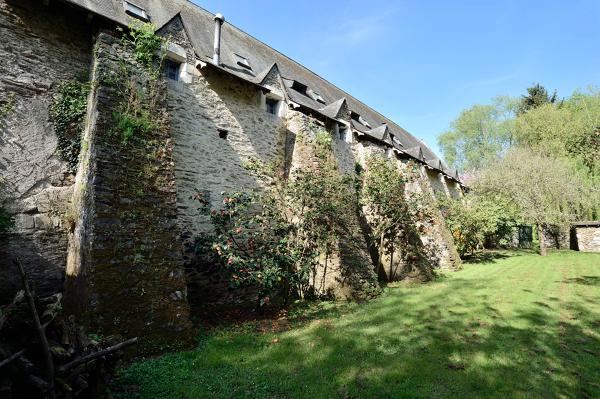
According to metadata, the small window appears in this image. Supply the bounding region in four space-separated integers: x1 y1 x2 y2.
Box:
291 80 308 95
123 1 149 21
338 126 347 141
164 59 180 81
266 98 279 115
233 53 252 70
218 129 228 140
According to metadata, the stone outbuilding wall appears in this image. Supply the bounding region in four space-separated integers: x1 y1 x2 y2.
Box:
571 222 600 253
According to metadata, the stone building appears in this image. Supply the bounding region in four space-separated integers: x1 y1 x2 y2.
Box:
0 0 463 350
571 222 600 253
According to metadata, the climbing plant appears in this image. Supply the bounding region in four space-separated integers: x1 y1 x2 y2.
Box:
192 121 365 311
120 20 166 73
49 79 90 173
360 156 434 280
0 92 16 128
111 21 168 145
0 178 13 235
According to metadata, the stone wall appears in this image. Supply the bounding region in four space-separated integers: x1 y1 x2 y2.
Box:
541 224 569 250
161 17 289 313
64 32 192 353
0 0 92 303
573 225 600 253
285 111 380 299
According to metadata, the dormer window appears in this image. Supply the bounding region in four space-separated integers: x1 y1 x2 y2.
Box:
123 1 149 21
306 89 326 104
233 53 252 70
291 80 308 95
350 111 371 128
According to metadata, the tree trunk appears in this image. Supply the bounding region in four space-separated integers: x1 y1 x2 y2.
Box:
537 224 547 256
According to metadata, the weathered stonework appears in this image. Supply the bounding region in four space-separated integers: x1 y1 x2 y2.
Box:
64 32 192 353
572 223 600 253
541 224 570 250
1 0 466 349
0 0 91 302
285 111 380 299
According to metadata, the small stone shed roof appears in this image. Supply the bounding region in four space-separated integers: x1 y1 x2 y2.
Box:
572 221 600 227
62 0 460 183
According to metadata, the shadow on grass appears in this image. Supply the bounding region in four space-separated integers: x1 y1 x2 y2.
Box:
462 249 539 265
562 275 600 286
113 269 600 399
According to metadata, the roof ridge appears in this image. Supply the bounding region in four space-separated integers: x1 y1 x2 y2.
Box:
178 0 416 138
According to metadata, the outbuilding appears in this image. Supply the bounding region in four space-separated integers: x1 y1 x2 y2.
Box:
571 222 600 253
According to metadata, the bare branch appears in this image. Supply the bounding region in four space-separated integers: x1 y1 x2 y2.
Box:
58 337 138 374
15 259 56 399
0 349 26 369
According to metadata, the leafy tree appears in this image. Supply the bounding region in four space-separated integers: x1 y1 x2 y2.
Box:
437 96 517 172
473 147 596 255
439 195 518 257
517 83 558 115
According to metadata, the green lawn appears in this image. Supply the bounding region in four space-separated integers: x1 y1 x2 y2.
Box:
113 251 600 399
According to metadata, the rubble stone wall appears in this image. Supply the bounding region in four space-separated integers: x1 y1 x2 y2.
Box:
574 226 600 253
0 0 92 303
64 32 192 353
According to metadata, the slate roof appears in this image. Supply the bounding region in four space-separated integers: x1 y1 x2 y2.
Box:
62 0 460 183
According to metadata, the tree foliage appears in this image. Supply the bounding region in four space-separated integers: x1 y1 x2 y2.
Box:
473 147 597 255
516 83 558 115
437 96 517 171
439 195 518 257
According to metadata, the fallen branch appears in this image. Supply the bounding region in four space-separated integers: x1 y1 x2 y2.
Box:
58 337 138 374
16 259 56 399
0 349 26 369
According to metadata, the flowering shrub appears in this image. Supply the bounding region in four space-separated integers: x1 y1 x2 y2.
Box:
193 124 360 312
360 157 434 279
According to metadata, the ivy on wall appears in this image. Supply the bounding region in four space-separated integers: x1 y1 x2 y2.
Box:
0 177 14 234
110 21 168 146
49 79 90 173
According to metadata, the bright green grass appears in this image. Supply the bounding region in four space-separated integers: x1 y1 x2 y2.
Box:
114 251 600 399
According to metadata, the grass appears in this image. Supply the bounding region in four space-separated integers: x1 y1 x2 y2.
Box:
112 250 600 398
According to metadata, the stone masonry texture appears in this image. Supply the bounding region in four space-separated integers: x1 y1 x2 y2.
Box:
0 0 92 303
1 0 464 349
574 226 600 253
64 32 192 353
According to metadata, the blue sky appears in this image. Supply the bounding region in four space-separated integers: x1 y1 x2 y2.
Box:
192 0 600 159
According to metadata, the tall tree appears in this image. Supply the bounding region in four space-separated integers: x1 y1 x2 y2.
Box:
473 148 596 255
437 96 517 172
517 83 558 115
